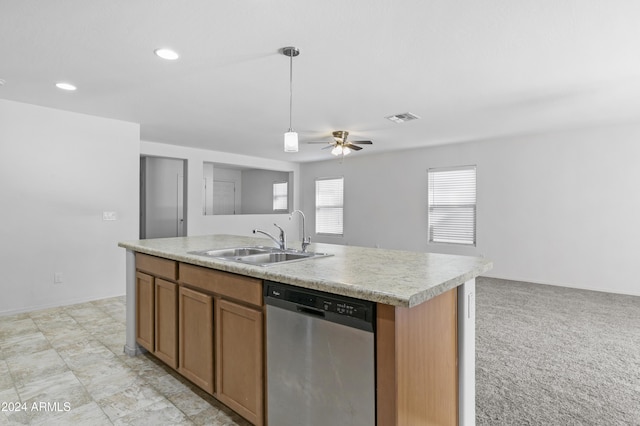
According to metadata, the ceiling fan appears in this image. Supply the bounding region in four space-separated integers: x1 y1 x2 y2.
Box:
308 131 373 156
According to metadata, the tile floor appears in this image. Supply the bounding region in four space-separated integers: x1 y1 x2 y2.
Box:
0 296 249 425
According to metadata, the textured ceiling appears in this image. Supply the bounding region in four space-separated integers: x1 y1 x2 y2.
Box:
1 0 640 162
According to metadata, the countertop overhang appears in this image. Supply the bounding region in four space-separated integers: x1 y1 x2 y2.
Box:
119 234 492 308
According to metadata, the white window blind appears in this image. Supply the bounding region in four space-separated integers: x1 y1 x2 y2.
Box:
273 182 288 211
428 166 476 245
315 177 344 235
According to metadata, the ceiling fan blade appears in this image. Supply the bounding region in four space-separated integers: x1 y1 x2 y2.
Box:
345 143 363 151
351 140 373 145
321 144 334 150
307 141 332 144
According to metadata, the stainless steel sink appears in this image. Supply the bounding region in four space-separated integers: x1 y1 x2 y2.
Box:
188 246 332 266
233 251 314 266
191 247 271 258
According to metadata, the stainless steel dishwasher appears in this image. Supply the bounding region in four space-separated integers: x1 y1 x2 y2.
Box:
264 281 375 426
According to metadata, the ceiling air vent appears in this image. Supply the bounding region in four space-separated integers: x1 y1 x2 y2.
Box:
385 112 420 123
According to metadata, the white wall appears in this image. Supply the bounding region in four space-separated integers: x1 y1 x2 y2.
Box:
140 141 301 240
0 99 139 315
300 123 640 296
242 169 290 214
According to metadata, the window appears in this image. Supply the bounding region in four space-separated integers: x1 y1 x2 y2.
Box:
428 166 476 245
315 177 344 235
273 182 288 211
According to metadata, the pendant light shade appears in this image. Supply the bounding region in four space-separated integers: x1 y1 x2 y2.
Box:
282 46 300 152
284 131 298 152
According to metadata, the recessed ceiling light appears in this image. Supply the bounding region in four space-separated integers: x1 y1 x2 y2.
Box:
56 82 77 91
154 48 179 60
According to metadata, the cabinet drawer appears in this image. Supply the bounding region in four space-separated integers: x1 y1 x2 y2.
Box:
179 263 262 307
136 253 178 281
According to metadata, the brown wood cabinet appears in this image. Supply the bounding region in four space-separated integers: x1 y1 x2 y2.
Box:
179 263 262 306
135 253 179 369
178 285 214 394
133 251 462 426
135 271 155 352
215 298 264 426
154 279 178 368
178 262 265 425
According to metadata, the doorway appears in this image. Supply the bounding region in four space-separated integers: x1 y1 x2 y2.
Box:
140 156 187 239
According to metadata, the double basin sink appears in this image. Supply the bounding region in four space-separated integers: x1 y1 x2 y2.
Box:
189 246 332 267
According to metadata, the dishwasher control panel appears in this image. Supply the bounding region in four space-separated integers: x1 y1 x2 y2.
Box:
264 282 375 330
322 299 366 321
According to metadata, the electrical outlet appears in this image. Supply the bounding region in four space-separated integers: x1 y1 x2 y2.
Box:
54 273 63 284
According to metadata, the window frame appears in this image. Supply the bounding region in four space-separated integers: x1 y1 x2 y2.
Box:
315 176 344 236
427 165 477 246
272 181 288 212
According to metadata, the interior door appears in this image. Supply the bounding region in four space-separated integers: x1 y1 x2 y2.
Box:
140 156 187 238
177 174 184 237
213 180 236 215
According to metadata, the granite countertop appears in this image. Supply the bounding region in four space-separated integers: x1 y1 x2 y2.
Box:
119 234 492 308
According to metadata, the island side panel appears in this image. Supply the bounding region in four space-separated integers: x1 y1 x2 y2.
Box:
124 249 143 356
376 303 398 425
458 279 476 426
376 288 458 426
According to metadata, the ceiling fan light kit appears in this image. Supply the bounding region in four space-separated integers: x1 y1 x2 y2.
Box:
331 145 351 156
282 46 300 153
308 130 373 157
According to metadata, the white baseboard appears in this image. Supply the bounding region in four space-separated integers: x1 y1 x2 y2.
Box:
0 293 126 317
479 274 640 297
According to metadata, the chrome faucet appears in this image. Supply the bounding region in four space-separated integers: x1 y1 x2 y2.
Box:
253 224 287 250
289 210 311 252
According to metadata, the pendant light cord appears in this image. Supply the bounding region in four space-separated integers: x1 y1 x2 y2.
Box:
289 52 293 132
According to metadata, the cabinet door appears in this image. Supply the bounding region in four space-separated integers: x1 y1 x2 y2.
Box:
179 286 214 394
216 298 264 426
155 279 178 369
135 272 154 352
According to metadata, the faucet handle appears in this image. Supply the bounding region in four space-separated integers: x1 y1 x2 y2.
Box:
272 223 286 250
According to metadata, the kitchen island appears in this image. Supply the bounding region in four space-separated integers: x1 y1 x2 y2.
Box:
119 234 492 426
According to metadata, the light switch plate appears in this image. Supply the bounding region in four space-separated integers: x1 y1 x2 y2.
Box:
102 211 117 221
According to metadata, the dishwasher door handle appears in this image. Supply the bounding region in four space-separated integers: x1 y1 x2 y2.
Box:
296 305 325 318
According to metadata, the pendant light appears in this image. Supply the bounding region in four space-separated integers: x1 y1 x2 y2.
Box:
282 46 300 152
